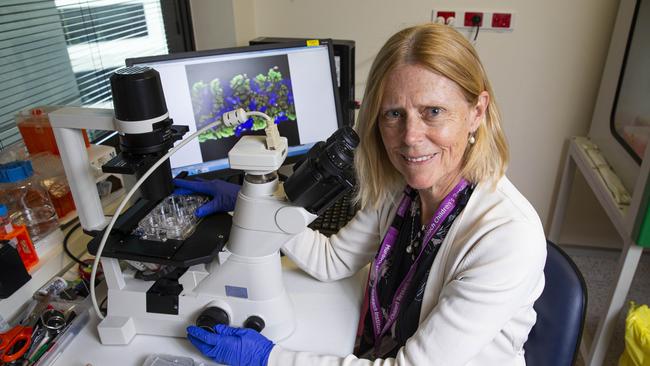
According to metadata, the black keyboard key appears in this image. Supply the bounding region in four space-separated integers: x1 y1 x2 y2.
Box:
308 191 359 236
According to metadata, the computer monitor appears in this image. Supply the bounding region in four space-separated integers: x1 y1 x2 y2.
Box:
126 41 342 177
249 37 356 127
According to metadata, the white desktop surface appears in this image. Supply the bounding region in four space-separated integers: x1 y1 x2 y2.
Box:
52 257 368 366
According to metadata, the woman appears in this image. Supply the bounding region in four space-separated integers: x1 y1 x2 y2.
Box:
182 23 547 365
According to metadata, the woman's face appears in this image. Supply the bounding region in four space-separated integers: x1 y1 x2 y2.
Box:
378 63 487 194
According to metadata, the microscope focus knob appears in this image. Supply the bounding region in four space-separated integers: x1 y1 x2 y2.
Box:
243 315 266 332
196 306 230 332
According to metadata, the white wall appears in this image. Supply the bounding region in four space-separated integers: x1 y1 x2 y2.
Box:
190 0 256 50
189 0 237 50
191 0 621 230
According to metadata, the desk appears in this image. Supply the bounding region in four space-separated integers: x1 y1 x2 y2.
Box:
52 258 368 366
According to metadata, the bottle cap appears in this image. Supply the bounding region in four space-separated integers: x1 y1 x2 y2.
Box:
0 160 34 183
0 204 6 217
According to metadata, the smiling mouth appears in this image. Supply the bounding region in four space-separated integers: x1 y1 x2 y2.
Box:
402 153 437 163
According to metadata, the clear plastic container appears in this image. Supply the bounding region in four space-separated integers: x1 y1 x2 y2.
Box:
133 194 208 242
31 153 75 219
33 296 92 366
0 314 9 332
142 354 206 366
0 160 58 242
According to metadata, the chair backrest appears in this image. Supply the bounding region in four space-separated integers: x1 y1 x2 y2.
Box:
524 241 587 366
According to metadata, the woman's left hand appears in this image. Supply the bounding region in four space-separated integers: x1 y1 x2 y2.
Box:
173 178 241 217
186 324 274 366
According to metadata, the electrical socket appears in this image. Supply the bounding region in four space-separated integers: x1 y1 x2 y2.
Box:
431 10 456 24
432 10 515 31
492 13 512 28
464 12 483 27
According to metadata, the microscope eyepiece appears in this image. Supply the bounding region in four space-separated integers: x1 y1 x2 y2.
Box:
319 126 359 176
284 126 359 215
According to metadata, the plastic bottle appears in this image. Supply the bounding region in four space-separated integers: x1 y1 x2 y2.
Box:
16 107 90 156
0 160 58 242
0 204 39 271
31 152 75 219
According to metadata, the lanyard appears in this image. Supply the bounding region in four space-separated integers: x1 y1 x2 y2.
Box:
368 179 468 349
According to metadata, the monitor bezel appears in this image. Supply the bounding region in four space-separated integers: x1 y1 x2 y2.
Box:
125 40 344 130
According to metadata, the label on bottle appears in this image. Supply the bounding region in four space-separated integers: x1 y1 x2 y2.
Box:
19 238 32 254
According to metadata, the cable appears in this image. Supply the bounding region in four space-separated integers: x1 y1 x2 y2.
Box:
247 110 272 123
64 215 114 266
471 14 482 42
99 295 108 316
63 221 85 265
89 109 272 319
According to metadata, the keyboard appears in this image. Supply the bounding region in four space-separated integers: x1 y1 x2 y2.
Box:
308 191 358 236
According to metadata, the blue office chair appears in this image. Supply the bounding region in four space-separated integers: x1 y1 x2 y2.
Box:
524 241 587 366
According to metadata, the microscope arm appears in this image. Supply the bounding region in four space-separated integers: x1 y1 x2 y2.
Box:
50 107 117 231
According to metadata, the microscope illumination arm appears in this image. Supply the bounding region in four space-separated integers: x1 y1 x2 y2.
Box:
50 108 118 231
50 106 176 231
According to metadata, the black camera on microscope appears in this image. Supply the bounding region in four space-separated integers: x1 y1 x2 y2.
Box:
284 126 359 215
102 66 188 201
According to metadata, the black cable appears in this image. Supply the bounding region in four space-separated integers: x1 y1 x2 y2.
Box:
63 215 113 266
471 14 482 42
134 265 177 281
63 221 86 265
99 295 108 316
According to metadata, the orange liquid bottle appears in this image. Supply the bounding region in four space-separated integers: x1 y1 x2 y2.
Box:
0 204 39 271
16 107 90 156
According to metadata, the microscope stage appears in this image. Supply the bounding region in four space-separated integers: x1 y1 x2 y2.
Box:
88 211 231 267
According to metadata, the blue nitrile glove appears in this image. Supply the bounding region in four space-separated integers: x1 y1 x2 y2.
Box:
173 178 241 217
187 324 274 366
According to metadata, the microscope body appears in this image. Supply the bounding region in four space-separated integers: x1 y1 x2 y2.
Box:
187 134 316 341
94 135 315 345
49 66 357 345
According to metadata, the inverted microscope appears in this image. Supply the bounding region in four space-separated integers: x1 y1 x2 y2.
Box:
49 66 358 344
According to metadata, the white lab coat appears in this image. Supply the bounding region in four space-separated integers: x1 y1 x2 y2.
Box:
271 176 547 366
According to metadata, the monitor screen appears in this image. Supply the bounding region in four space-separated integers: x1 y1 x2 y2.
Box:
126 41 342 176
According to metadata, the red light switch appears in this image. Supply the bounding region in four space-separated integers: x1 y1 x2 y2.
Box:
492 13 512 28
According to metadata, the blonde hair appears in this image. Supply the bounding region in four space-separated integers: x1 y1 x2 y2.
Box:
354 23 509 209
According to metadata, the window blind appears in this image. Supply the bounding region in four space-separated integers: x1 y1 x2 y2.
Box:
0 0 169 149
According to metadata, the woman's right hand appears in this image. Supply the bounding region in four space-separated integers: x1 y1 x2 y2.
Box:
173 178 241 217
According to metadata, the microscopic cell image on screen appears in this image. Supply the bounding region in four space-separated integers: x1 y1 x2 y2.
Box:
185 55 300 162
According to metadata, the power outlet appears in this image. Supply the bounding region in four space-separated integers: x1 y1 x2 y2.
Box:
438 11 455 23
492 13 512 28
464 12 483 27
432 10 456 25
432 10 515 31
